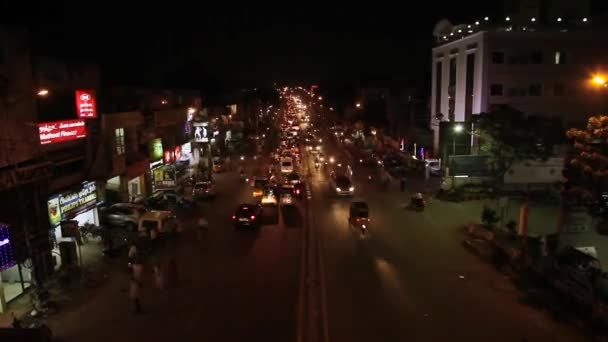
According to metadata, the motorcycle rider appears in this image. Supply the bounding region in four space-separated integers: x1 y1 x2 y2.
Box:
411 192 425 209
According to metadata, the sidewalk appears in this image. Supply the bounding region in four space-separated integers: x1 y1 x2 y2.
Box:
379 180 608 270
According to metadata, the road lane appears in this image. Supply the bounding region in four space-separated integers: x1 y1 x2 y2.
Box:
308 136 593 341
46 162 302 342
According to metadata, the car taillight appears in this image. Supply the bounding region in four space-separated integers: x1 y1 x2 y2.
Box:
250 215 256 220
232 215 236 220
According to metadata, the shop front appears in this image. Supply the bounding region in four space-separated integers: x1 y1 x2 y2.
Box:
47 181 99 269
0 222 30 313
150 158 177 193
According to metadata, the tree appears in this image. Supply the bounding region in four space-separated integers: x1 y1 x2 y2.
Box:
474 105 558 184
565 115 608 201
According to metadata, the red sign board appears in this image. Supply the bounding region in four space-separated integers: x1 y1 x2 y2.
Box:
75 90 97 118
174 146 181 160
39 119 87 145
164 150 173 163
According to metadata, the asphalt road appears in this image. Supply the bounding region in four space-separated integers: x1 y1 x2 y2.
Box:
308 134 595 342
44 143 303 340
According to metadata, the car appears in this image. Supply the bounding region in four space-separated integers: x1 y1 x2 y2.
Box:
232 204 263 229
280 185 295 206
331 174 354 196
193 181 216 199
261 187 278 205
281 160 294 174
425 159 442 176
251 177 268 197
286 172 301 185
213 159 225 173
101 203 146 231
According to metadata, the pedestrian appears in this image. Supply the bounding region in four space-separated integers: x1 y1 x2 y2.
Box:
400 177 406 192
197 216 209 241
166 257 178 288
129 277 142 314
132 257 144 281
153 263 165 290
127 243 137 268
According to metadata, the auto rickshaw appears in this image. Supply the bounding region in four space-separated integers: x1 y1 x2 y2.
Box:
348 201 369 234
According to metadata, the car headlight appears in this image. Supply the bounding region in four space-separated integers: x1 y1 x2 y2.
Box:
336 187 341 192
349 187 354 191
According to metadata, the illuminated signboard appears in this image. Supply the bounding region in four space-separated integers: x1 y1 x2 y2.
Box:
0 223 16 271
149 138 163 160
174 146 181 160
192 122 209 142
164 150 173 163
75 90 97 118
39 119 87 145
47 182 97 223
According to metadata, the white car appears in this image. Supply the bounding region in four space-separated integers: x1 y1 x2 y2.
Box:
425 159 441 176
281 160 294 174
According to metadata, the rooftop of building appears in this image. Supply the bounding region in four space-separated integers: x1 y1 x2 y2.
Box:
433 12 608 46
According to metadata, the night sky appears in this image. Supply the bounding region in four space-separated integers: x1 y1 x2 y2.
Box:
3 3 501 90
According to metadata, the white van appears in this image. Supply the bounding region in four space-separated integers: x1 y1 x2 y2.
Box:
138 210 179 236
281 160 294 174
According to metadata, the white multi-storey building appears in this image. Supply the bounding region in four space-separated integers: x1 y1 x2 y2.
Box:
430 15 608 155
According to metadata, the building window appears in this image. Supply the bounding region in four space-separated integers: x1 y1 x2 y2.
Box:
529 84 542 96
509 55 529 64
554 51 566 64
115 128 125 155
490 84 503 96
508 87 527 96
465 53 476 120
435 61 442 117
492 52 504 64
554 84 565 96
448 58 457 120
530 51 543 64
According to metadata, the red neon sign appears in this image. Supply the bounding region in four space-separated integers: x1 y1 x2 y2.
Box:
75 90 97 118
174 146 181 160
164 150 173 163
39 119 87 145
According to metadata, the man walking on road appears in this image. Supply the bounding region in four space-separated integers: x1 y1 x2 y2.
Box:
130 277 143 314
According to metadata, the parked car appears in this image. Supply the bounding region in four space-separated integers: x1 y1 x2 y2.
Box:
425 159 442 176
232 204 263 229
101 203 146 231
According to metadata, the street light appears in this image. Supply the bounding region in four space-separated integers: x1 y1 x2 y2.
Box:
318 96 323 101
355 103 361 108
36 89 49 97
592 75 607 87
453 124 463 155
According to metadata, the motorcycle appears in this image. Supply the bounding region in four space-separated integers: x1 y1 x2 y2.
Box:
315 162 320 170
409 196 426 212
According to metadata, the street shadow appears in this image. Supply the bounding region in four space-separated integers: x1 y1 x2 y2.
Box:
281 205 303 228
261 205 280 225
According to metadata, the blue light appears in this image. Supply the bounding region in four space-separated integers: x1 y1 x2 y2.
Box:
0 223 16 271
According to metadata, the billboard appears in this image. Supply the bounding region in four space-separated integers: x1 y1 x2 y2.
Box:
148 138 164 160
47 181 98 226
39 119 87 145
75 90 97 118
193 122 209 142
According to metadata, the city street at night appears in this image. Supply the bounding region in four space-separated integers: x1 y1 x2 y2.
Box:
3 3 608 341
